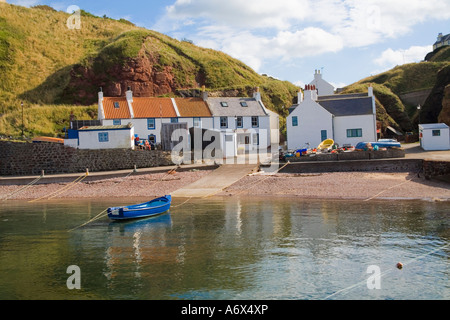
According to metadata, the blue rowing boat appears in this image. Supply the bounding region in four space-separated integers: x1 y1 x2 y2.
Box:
107 195 172 221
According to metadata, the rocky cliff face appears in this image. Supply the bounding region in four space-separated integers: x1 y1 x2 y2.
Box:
438 84 450 124
421 64 450 126
65 51 189 105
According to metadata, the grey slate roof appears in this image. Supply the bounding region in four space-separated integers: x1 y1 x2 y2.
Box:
318 93 367 100
434 33 450 46
419 123 449 130
79 124 133 131
317 96 374 117
206 97 268 117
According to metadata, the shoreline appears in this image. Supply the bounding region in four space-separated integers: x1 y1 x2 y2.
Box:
1 169 449 203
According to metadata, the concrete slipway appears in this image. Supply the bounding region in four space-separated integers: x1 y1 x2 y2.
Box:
170 164 258 198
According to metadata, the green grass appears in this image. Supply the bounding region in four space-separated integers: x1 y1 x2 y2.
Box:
341 53 450 132
0 3 299 138
0 104 97 137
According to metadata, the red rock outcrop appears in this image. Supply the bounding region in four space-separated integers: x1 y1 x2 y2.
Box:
65 49 195 105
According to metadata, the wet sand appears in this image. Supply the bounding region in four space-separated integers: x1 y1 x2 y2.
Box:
1 169 449 202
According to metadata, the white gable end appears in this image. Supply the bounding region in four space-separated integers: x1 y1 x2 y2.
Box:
287 95 333 150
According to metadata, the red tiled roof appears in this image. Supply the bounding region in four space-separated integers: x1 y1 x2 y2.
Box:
174 98 212 117
132 98 177 118
103 97 131 119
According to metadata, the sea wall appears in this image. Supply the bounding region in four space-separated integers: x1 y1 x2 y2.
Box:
0 141 173 176
279 159 423 174
423 160 450 182
287 148 406 162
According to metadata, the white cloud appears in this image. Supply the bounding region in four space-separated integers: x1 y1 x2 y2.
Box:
194 26 343 72
155 0 450 74
374 45 433 68
166 0 310 30
9 0 39 7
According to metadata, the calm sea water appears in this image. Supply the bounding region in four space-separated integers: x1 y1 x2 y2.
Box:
0 197 448 300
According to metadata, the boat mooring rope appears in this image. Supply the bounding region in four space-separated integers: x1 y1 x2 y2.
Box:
1 174 44 201
223 161 291 196
171 197 193 208
68 208 109 232
324 243 450 300
67 166 180 232
29 172 88 203
363 176 417 202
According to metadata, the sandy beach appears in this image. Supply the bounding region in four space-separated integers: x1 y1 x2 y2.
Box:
1 168 449 202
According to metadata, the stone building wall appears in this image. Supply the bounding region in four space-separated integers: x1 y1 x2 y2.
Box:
423 160 450 181
0 141 173 176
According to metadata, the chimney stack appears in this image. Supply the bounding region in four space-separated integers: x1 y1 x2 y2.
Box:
201 85 208 101
125 86 134 118
298 88 304 104
98 87 105 121
253 87 261 102
126 86 133 102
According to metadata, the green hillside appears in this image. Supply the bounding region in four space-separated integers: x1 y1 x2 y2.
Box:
341 46 450 133
0 3 298 138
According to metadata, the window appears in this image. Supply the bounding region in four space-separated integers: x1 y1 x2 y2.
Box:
171 118 178 123
113 119 121 126
432 130 441 137
292 116 298 127
98 132 109 142
147 118 155 130
253 133 259 146
321 130 328 142
240 101 248 107
114 102 120 109
347 128 363 138
148 134 156 144
220 117 228 129
220 102 228 107
236 116 243 128
193 117 201 128
251 116 259 128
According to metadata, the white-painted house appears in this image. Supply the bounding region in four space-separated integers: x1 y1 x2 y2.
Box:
419 123 450 151
309 70 335 96
97 87 279 158
98 87 213 145
205 89 278 158
287 86 377 150
73 123 135 150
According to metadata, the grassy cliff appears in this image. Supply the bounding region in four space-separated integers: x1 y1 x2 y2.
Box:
0 3 298 138
340 47 450 133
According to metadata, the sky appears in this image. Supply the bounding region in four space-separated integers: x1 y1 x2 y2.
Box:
6 0 450 89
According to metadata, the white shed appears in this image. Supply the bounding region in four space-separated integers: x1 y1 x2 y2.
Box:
77 123 135 150
419 123 450 151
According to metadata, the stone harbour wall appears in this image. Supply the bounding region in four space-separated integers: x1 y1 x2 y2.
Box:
0 141 174 176
288 148 406 162
279 159 423 174
423 160 450 182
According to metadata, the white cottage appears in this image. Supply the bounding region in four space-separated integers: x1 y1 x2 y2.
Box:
205 89 278 158
309 70 335 96
287 85 377 150
98 87 212 146
419 123 450 151
97 86 279 158
75 123 135 150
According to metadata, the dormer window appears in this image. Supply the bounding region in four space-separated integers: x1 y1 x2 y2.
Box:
220 102 228 107
240 102 248 107
114 102 120 109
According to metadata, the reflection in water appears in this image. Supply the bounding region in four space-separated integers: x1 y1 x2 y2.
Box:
0 199 448 300
104 214 173 289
